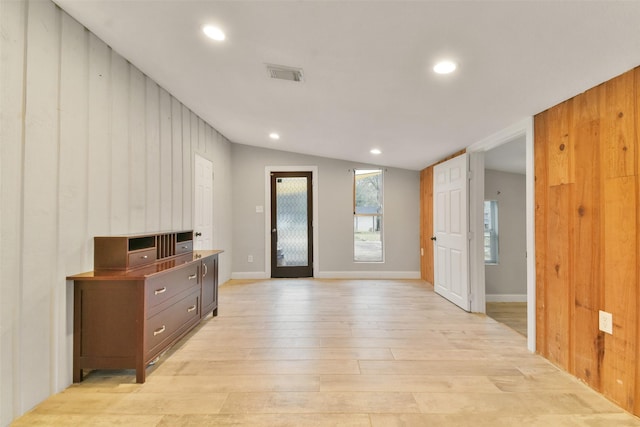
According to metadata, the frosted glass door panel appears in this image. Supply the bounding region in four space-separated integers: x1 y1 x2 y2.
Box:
270 171 313 278
276 177 308 267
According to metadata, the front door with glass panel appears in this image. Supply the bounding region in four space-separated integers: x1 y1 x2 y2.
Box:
271 172 313 278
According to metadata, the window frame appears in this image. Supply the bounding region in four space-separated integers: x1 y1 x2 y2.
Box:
484 199 499 264
353 168 384 263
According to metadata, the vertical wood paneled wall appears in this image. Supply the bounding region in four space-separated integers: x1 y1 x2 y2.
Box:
419 167 434 283
535 66 640 414
419 149 466 284
0 1 232 423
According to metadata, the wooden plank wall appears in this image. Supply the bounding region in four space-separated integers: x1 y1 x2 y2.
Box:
419 149 466 284
535 66 640 414
0 0 233 423
419 168 433 282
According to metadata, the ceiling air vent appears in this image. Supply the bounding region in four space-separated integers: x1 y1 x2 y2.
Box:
266 64 304 82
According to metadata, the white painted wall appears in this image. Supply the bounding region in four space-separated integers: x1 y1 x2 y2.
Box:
484 169 527 301
231 144 420 278
0 1 232 424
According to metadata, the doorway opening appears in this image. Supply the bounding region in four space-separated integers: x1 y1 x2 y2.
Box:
468 117 535 352
483 137 527 336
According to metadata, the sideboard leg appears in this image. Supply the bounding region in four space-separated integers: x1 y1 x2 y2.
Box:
136 366 145 384
73 367 83 383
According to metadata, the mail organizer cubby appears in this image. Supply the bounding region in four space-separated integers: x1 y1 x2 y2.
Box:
68 230 221 383
94 231 194 270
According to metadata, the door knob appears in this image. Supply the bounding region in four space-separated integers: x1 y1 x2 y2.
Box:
195 232 202 237
430 236 437 241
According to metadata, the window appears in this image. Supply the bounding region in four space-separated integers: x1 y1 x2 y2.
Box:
484 200 498 264
354 169 383 262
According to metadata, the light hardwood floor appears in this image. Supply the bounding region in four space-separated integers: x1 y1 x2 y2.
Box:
13 279 640 426
486 302 528 337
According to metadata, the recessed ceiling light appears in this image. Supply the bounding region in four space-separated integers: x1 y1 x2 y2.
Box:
370 148 382 155
269 133 280 140
433 60 457 74
203 25 225 41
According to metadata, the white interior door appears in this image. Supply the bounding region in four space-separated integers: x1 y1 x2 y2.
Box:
433 153 470 311
194 154 213 250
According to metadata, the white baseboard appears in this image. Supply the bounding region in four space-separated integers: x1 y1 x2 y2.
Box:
315 271 421 279
230 272 269 280
486 294 527 303
230 271 421 280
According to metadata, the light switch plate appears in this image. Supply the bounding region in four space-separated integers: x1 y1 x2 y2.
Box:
599 310 613 335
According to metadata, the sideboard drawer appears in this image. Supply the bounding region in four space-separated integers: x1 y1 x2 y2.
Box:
175 240 193 255
128 248 157 269
144 290 200 358
145 262 199 316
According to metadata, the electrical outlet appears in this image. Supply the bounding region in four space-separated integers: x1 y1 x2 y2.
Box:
248 255 253 263
599 310 613 335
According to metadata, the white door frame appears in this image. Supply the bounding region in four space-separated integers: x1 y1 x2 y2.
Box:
467 117 536 352
264 166 319 278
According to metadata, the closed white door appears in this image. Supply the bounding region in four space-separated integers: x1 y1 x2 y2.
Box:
433 153 470 311
194 154 213 250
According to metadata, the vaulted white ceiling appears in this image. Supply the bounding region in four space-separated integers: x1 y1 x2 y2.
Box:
53 0 640 171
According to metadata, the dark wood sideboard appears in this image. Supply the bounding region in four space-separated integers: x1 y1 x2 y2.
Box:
67 230 223 383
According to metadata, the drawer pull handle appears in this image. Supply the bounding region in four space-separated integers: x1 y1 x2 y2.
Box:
142 255 148 259
153 325 166 336
202 263 208 278
188 274 197 280
182 245 188 249
187 305 197 312
154 287 167 295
